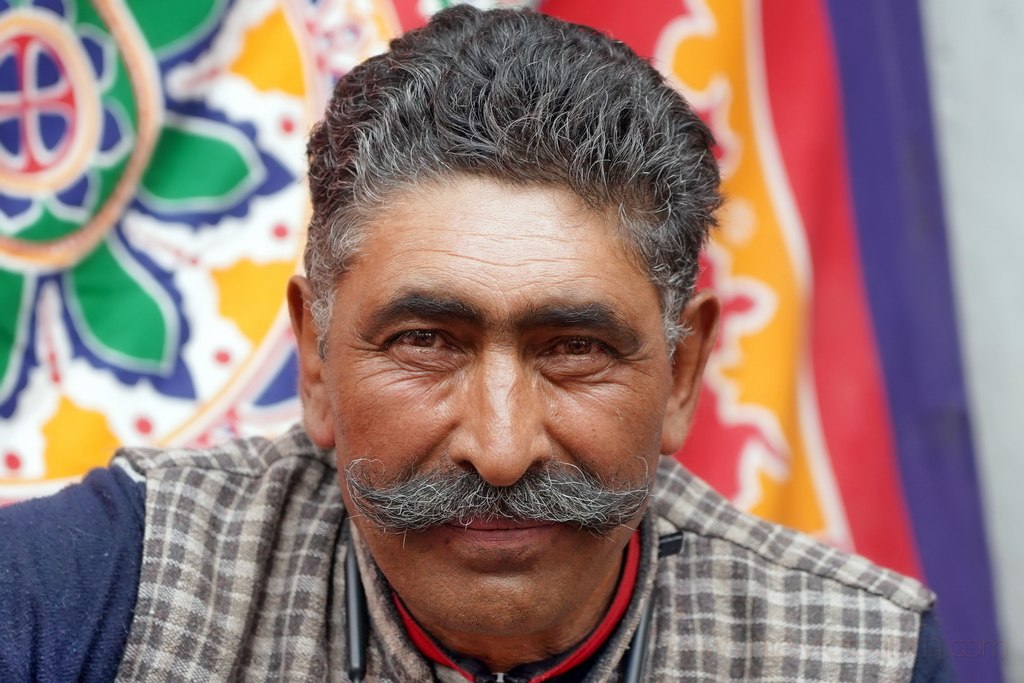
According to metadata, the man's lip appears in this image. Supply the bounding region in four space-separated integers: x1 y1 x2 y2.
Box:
435 519 560 566
445 518 556 531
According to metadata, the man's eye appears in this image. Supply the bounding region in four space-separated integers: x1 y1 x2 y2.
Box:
394 330 444 348
540 337 617 379
559 337 598 355
549 337 617 361
384 330 464 371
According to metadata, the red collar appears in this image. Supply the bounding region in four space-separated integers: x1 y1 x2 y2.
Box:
393 530 642 683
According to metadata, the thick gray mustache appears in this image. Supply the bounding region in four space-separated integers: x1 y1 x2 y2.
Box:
344 459 651 534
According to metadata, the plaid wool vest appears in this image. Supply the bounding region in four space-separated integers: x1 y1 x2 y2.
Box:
113 427 934 682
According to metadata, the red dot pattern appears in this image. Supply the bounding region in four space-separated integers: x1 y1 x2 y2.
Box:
4 452 21 472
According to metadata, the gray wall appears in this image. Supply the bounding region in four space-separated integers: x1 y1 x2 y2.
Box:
920 1 1024 679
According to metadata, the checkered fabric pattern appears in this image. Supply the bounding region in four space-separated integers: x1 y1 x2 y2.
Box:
113 428 933 681
645 458 934 681
114 427 347 681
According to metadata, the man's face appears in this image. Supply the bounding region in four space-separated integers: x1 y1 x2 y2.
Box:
290 175 716 661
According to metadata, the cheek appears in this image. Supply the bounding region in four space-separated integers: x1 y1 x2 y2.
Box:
328 361 460 466
545 379 669 475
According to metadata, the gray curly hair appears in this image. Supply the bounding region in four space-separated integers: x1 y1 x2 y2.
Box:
305 5 721 351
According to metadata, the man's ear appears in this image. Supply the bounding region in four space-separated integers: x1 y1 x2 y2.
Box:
660 290 720 455
287 275 335 449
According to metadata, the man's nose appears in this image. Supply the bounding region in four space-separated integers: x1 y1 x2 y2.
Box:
449 350 551 487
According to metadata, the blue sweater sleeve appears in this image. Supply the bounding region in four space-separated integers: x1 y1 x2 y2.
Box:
0 466 145 682
910 609 957 682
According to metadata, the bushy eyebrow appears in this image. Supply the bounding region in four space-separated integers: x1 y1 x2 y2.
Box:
364 290 643 352
518 302 641 351
365 293 483 338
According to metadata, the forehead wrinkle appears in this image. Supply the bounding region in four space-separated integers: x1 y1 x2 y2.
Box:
381 236 594 272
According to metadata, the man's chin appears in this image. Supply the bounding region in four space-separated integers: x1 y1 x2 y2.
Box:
372 520 631 659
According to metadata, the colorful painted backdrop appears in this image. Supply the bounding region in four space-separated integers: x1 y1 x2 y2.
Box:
0 1 1001 679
